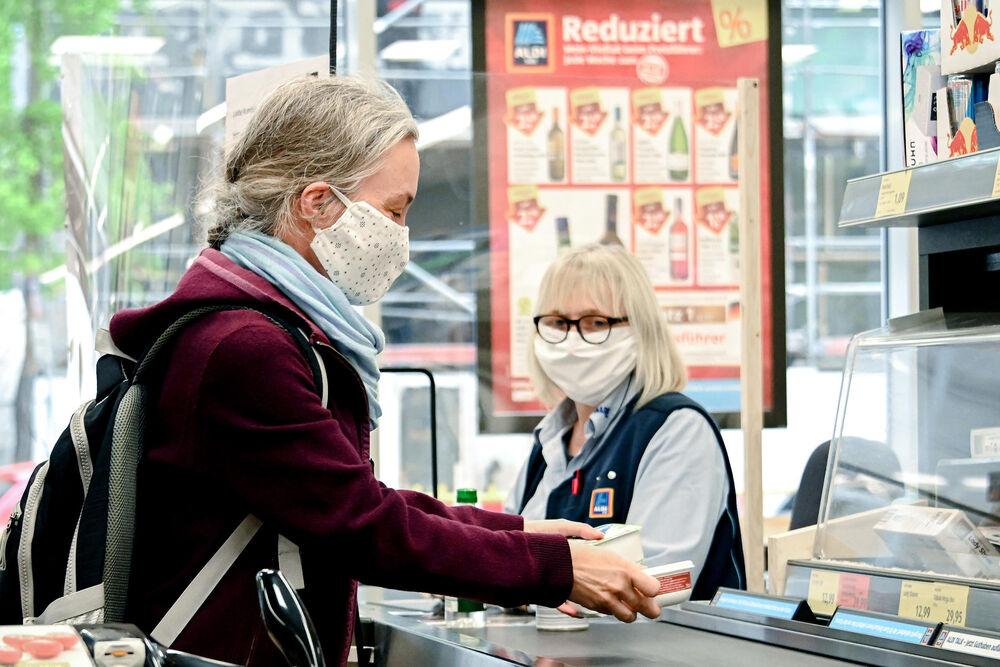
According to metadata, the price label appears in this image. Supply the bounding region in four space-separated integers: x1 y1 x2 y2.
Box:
837 573 871 610
932 582 969 627
899 581 935 621
808 570 840 615
899 581 970 626
874 170 913 218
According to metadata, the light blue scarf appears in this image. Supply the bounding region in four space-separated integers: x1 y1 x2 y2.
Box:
220 231 384 428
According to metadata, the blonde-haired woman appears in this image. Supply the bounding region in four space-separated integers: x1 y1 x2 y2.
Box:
506 243 746 600
110 78 660 667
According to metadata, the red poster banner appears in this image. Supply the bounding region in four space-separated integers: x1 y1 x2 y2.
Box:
479 0 779 421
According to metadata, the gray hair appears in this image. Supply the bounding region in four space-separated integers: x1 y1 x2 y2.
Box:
202 75 419 248
527 243 688 409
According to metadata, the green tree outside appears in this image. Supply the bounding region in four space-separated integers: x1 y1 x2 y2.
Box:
0 0 124 459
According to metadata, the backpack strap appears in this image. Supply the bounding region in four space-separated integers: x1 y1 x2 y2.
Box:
149 514 263 646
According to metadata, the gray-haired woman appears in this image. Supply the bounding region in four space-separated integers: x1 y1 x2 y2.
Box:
109 77 659 666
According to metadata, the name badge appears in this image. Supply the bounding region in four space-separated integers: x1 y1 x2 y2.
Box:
589 487 614 518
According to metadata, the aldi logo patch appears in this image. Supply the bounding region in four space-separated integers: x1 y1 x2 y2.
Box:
589 487 614 518
505 14 555 73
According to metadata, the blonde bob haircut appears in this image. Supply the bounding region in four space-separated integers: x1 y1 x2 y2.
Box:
527 243 687 409
202 75 418 248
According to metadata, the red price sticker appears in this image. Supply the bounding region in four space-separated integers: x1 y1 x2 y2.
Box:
836 573 871 611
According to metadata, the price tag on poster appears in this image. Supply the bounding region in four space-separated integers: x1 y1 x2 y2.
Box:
477 0 780 426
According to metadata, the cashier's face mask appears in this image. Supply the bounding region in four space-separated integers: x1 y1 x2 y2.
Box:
534 326 637 406
309 187 409 305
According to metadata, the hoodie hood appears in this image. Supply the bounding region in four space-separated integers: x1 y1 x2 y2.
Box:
110 248 328 358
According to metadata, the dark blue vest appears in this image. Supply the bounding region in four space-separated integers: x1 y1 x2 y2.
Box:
518 392 746 600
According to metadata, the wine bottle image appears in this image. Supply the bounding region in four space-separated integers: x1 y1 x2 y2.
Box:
556 216 571 254
667 103 689 182
609 107 627 182
669 198 689 281
548 107 565 181
599 194 624 246
728 125 739 181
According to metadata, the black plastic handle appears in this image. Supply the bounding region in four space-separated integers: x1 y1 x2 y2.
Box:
256 569 325 667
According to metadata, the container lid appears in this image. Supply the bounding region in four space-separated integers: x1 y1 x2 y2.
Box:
456 488 478 504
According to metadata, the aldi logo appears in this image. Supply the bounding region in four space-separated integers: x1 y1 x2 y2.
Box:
589 487 614 519
506 14 555 73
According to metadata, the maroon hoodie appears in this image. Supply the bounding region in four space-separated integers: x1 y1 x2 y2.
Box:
110 249 573 666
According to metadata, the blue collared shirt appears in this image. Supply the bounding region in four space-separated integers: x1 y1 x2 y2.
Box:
505 377 730 580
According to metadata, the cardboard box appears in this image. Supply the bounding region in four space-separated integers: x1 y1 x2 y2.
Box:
941 1 1000 75
937 86 979 158
902 30 944 166
873 506 1000 578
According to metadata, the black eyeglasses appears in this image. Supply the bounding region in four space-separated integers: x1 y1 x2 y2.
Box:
533 314 629 344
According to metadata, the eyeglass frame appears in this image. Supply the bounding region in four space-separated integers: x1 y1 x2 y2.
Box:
532 314 630 345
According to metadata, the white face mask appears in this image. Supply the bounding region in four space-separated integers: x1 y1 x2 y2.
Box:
533 326 637 406
309 187 409 305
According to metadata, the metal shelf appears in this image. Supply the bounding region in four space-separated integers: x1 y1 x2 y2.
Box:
838 148 1000 229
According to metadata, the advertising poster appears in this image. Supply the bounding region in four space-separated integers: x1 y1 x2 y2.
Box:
474 0 784 427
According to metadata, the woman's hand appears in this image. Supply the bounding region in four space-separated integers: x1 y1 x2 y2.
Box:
565 540 661 622
523 519 604 540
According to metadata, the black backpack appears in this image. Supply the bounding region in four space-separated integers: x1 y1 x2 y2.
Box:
0 303 323 640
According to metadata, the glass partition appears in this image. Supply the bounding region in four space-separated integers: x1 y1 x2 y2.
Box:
815 317 1000 581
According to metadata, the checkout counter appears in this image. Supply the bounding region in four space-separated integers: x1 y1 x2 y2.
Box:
360 315 1000 666
358 587 989 665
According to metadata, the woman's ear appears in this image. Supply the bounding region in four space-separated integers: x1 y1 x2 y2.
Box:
298 181 336 222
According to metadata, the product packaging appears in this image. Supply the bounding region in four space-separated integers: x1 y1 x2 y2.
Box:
941 0 1000 75
644 560 695 610
901 30 943 166
873 506 1000 578
584 523 644 562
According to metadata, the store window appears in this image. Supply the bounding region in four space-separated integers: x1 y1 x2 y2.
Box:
782 1 883 368
0 1 921 517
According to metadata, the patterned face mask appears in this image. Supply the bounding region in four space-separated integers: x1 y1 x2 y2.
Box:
309 187 409 305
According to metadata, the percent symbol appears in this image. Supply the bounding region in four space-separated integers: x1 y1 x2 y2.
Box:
720 8 752 40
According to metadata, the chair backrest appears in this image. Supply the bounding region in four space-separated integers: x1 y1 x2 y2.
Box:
789 440 831 531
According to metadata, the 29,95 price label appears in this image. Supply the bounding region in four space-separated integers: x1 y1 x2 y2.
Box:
874 170 912 218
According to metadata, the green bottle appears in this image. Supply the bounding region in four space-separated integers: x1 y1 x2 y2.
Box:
667 102 689 181
444 489 486 628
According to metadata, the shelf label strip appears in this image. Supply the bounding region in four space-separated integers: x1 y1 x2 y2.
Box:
829 610 934 644
874 170 912 218
935 628 1000 657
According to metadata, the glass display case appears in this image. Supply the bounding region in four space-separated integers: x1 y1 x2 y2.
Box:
783 312 1000 635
